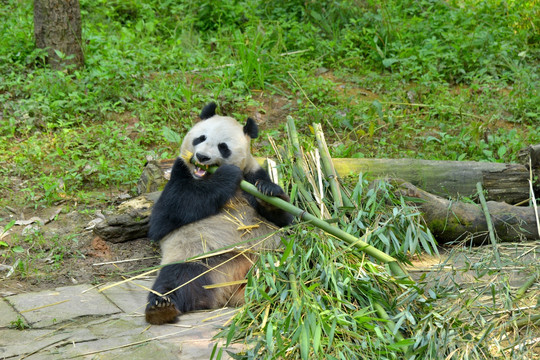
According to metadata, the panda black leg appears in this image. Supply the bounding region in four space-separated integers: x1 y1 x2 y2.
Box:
145 262 216 325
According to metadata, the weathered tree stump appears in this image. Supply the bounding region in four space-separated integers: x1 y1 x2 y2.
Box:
136 159 175 195
518 143 540 194
34 0 84 70
93 192 160 243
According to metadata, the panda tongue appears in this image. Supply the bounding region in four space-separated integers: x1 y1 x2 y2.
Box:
194 167 207 178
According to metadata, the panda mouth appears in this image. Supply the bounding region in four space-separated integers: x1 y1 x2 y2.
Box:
193 167 207 178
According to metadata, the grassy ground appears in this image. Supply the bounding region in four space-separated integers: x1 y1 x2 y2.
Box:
1 0 538 209
0 0 539 358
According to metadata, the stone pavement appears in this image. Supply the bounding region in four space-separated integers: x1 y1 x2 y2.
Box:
0 279 239 359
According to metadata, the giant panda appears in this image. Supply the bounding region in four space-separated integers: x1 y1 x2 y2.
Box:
145 102 293 325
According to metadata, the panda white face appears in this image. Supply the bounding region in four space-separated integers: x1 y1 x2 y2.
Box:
180 115 253 179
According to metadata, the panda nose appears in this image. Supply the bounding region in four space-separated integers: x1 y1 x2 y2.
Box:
195 152 211 164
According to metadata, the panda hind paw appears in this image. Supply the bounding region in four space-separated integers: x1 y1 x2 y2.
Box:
145 296 181 325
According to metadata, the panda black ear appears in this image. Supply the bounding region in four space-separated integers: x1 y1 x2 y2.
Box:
243 117 258 139
200 102 217 120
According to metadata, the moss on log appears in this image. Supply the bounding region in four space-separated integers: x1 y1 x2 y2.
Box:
333 158 530 204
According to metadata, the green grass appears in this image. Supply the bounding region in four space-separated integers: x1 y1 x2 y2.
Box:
1 0 538 209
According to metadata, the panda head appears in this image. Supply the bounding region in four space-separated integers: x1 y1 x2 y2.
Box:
180 102 259 179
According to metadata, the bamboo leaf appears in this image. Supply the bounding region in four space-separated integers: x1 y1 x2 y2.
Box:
266 320 274 353
300 321 310 360
313 322 322 355
226 322 236 346
280 237 294 264
327 317 337 348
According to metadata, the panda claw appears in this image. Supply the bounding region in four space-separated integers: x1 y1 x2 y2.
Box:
146 295 181 324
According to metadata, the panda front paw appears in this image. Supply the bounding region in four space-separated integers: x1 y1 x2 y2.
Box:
256 180 290 202
215 164 243 182
145 295 180 325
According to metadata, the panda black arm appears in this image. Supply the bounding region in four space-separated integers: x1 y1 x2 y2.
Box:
148 159 242 241
244 167 294 227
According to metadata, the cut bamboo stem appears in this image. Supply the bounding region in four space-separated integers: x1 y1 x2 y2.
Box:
287 116 322 218
313 123 343 210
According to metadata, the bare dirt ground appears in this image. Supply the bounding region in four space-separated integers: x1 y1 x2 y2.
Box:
0 199 160 296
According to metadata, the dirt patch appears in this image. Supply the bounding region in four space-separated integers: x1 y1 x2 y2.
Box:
0 202 159 296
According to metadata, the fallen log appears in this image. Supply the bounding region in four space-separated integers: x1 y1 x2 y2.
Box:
396 180 539 244
94 179 538 244
138 158 534 204
333 158 531 204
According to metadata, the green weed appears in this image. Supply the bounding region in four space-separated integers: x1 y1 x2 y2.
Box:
9 317 29 330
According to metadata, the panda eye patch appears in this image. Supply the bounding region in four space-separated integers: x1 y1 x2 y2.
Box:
192 135 206 146
218 143 231 158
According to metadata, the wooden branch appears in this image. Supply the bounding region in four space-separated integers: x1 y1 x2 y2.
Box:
395 180 539 244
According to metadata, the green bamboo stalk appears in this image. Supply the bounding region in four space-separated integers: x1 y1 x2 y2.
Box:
508 314 540 329
476 182 502 267
313 123 344 210
199 163 409 280
287 116 303 160
242 177 407 276
287 116 322 217
293 167 322 218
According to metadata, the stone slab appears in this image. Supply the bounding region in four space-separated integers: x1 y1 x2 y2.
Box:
6 284 121 328
100 279 154 315
0 299 21 328
29 320 179 359
147 309 242 359
0 328 71 358
0 315 179 359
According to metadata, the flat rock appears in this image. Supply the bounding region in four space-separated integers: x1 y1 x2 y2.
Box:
147 309 242 359
6 284 120 328
0 328 71 358
101 279 153 314
1 282 243 359
0 299 20 327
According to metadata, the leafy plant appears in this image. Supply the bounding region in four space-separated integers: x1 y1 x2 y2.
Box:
9 316 29 330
